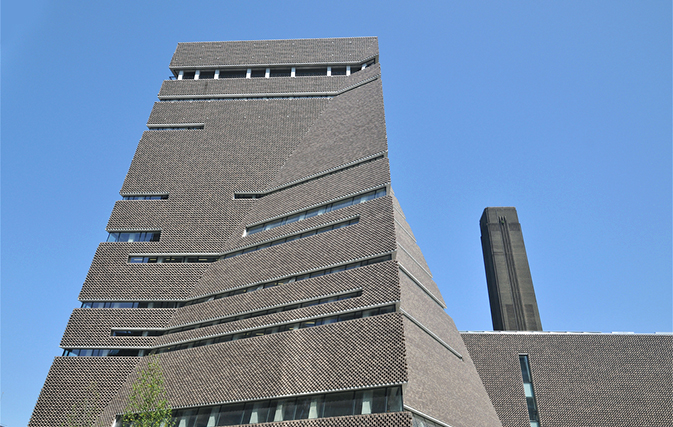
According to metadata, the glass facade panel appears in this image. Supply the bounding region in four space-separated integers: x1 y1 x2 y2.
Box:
386 386 403 412
370 388 387 414
118 386 402 427
323 391 354 417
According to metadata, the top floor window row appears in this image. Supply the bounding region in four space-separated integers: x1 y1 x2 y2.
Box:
174 59 376 81
245 187 386 236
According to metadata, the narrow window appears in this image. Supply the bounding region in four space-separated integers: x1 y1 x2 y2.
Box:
199 70 215 79
519 355 541 427
295 68 328 77
331 66 347 76
250 69 266 78
270 68 291 77
220 70 247 79
122 194 168 200
107 231 160 243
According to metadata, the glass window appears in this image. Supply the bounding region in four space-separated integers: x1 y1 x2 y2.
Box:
294 397 312 420
199 70 215 79
250 69 266 78
270 69 291 77
295 68 327 77
284 213 303 224
371 388 387 414
331 67 347 76
520 355 532 383
246 401 270 424
308 396 324 419
323 391 354 417
219 70 246 79
386 386 403 412
217 403 244 426
330 198 352 211
194 407 216 427
304 207 324 218
278 398 297 421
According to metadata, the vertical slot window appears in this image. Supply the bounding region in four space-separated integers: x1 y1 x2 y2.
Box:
519 354 541 427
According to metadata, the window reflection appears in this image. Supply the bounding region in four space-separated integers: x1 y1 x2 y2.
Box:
118 386 401 427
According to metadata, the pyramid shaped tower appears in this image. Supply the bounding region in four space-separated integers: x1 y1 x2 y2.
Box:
30 37 501 427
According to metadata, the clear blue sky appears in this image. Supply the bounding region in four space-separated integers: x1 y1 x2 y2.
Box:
2 1 671 425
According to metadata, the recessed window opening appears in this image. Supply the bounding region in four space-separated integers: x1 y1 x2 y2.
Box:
246 187 386 236
250 69 266 78
62 348 146 357
171 60 376 81
331 66 347 76
111 330 162 337
233 154 385 200
63 304 395 358
122 195 168 200
270 69 291 77
148 125 203 130
128 217 359 264
160 95 333 102
219 70 247 79
295 68 328 77
519 354 541 427
115 386 402 427
107 231 160 243
111 290 362 338
81 301 180 309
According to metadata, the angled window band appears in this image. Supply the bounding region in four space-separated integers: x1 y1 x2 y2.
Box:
246 188 386 236
128 217 359 265
110 290 362 338
63 304 396 357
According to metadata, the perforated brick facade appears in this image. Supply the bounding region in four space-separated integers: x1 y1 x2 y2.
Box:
30 38 501 427
462 332 673 427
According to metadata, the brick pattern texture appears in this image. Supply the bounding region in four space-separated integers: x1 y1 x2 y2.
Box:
462 332 673 427
31 37 503 427
169 38 378 68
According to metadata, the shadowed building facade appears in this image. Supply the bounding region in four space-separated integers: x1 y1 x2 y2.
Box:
30 38 502 427
480 207 542 331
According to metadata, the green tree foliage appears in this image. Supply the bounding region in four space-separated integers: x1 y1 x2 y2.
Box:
61 382 103 427
122 355 173 427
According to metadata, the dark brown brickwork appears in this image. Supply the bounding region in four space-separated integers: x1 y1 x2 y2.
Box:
61 308 175 348
29 357 140 427
167 260 400 328
462 332 673 427
403 318 502 427
169 37 378 68
97 314 407 425
31 38 502 427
